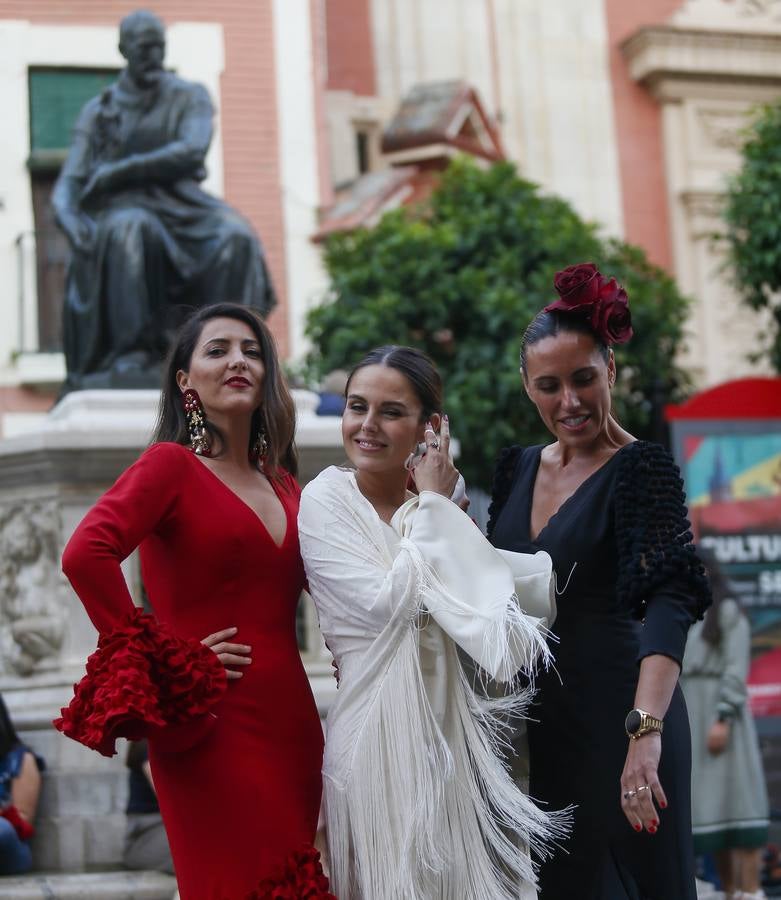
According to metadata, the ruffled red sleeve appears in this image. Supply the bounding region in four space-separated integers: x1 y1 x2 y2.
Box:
54 608 227 757
245 845 335 900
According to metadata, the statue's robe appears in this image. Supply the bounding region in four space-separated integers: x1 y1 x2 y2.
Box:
53 71 276 386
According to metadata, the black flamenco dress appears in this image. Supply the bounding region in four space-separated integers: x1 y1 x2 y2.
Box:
488 441 710 900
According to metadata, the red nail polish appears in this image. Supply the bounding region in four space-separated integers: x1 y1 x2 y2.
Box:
648 826 657 834
651 820 658 828
660 801 667 809
634 824 641 832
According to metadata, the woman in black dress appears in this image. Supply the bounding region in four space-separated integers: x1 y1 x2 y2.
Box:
488 263 710 899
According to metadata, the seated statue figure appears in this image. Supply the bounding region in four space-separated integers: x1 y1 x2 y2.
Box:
53 9 276 390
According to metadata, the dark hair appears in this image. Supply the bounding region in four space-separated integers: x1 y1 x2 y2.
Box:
0 694 21 759
699 547 734 646
345 346 443 419
520 309 610 376
152 303 298 478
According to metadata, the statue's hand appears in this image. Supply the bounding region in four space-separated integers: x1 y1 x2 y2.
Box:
58 212 95 254
80 163 117 205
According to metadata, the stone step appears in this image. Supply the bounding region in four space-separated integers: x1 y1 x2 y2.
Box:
0 870 177 899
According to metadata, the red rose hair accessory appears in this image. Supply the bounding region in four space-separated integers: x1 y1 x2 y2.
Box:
544 262 633 345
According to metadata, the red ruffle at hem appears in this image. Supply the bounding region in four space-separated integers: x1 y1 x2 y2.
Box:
54 608 227 757
245 845 336 900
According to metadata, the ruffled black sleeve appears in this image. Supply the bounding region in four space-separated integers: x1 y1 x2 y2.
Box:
486 445 523 540
615 441 711 665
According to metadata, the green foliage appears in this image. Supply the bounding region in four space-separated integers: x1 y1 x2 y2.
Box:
724 102 781 370
306 158 692 489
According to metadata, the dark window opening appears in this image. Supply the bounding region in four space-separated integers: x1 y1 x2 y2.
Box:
356 130 371 175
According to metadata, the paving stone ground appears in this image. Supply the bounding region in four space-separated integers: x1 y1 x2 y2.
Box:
0 870 177 899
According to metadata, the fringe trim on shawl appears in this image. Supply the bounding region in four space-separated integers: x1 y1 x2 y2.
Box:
413 543 555 690
324 540 569 900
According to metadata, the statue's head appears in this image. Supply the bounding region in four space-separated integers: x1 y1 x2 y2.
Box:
119 9 166 88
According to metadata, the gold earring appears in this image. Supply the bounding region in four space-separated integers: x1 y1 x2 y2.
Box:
251 413 269 465
183 389 210 456
252 428 268 464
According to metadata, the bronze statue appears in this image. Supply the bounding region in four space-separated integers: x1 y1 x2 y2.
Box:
53 9 277 391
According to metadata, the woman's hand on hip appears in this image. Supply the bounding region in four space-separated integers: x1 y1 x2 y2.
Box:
201 626 251 680
411 415 459 498
620 733 667 834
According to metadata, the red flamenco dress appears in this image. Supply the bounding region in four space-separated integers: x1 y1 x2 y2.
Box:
55 442 332 900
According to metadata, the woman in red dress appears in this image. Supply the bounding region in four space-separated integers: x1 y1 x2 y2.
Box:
55 304 331 900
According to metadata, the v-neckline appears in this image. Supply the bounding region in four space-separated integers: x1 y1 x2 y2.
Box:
190 453 291 550
527 442 634 543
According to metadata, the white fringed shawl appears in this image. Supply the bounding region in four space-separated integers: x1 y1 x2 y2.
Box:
298 466 567 900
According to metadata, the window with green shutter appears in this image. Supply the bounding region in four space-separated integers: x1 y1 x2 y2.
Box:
28 67 118 170
26 68 117 352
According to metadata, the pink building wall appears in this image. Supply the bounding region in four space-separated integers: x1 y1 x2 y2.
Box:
603 0 685 271
324 0 376 95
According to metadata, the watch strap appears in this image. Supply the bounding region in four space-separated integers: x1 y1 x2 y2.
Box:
626 708 664 740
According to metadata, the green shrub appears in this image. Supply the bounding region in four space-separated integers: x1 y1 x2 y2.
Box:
724 101 781 370
306 158 692 488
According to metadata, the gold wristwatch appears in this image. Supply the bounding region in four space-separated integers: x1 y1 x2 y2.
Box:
625 708 664 740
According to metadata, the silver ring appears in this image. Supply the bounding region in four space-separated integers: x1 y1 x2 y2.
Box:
623 790 637 800
637 785 650 793
424 427 440 451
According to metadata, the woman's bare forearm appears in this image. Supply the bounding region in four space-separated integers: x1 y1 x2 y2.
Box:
633 654 680 719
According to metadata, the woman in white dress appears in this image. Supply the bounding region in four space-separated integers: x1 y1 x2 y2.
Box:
299 346 568 900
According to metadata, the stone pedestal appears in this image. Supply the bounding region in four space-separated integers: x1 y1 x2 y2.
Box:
0 389 342 873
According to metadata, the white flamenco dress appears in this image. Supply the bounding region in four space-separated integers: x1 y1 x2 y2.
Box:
298 466 567 900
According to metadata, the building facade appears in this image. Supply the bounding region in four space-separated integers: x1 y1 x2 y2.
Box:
0 0 778 436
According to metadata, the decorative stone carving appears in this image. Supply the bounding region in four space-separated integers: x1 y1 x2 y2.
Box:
0 501 66 676
737 0 781 22
671 0 781 31
697 107 751 152
682 190 726 222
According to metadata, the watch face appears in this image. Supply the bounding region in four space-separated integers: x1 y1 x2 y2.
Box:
625 709 642 734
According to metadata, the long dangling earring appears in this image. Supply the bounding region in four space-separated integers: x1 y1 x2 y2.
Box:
182 389 211 456
251 419 269 466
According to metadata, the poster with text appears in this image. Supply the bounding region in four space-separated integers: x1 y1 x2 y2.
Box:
681 429 781 716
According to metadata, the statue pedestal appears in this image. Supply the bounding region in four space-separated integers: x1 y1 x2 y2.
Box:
0 389 342 873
